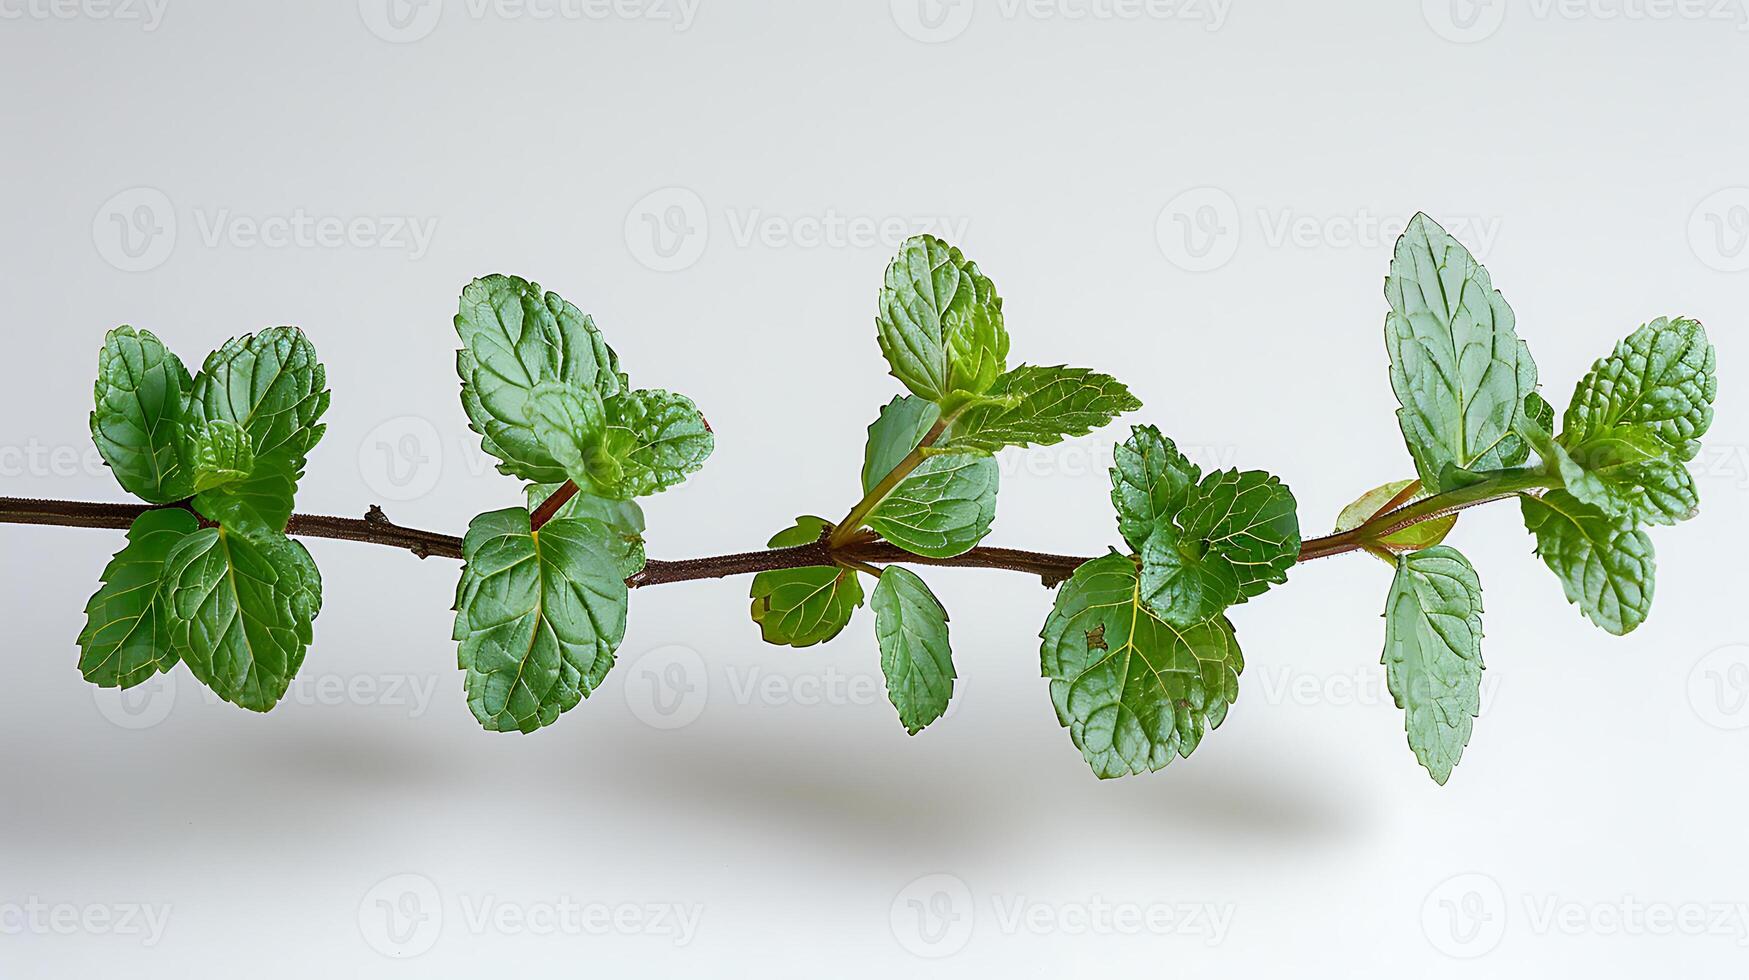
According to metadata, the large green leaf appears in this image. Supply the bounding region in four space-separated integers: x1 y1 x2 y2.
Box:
77 508 202 689
159 525 323 712
875 236 1006 405
455 275 626 483
91 326 196 503
1385 213 1539 491
859 397 999 559
1522 490 1655 636
871 567 955 735
188 327 329 533
1139 469 1300 626
1041 554 1243 779
1382 546 1485 786
1110 425 1201 553
929 365 1141 456
452 508 633 733
749 517 865 648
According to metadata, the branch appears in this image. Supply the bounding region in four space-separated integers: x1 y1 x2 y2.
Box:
0 474 1548 592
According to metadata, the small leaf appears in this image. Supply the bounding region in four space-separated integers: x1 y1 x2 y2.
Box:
871 567 955 734
77 508 202 689
1522 490 1655 636
452 508 632 733
930 365 1141 456
182 418 256 493
91 326 197 503
1334 479 1457 554
526 380 609 488
1110 425 1201 553
1385 213 1539 491
749 517 864 648
1561 317 1716 462
1041 554 1243 779
1382 546 1485 785
861 395 940 493
159 525 323 712
594 388 714 499
868 453 998 559
188 327 329 533
1137 468 1299 624
875 236 1005 404
455 275 626 483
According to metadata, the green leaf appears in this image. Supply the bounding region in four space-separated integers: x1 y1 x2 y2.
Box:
749 517 864 648
182 419 255 493
1334 479 1457 555
91 326 197 503
871 567 955 734
1382 546 1485 786
867 453 998 559
455 274 627 483
452 508 632 733
159 525 323 712
1041 554 1243 779
929 365 1141 456
1110 425 1201 553
1385 213 1539 491
1522 490 1656 636
1561 317 1716 462
858 397 999 559
1139 469 1300 624
77 508 202 689
875 236 1006 405
188 327 329 533
594 389 714 499
525 379 611 482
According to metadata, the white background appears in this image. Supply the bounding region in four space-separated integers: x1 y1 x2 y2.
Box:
2 0 1747 975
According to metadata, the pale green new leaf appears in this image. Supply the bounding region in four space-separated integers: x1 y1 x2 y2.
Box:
1041 554 1243 779
188 327 329 532
1335 479 1457 556
526 379 610 482
182 419 255 493
1385 213 1538 491
160 525 323 712
1382 546 1485 785
594 388 715 499
77 509 202 689
1522 490 1655 636
930 365 1141 456
875 236 1006 404
1110 425 1201 552
1561 317 1716 462
455 275 627 482
749 517 864 647
91 326 196 503
867 453 998 559
452 508 633 733
871 567 955 735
